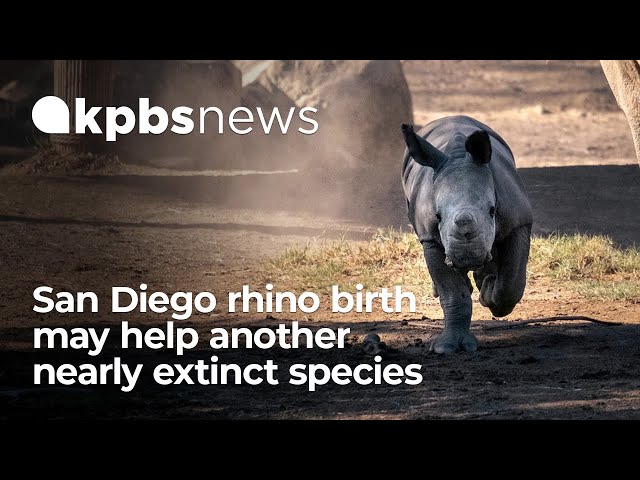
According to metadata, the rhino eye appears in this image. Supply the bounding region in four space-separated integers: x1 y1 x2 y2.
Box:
435 212 442 222
489 206 496 217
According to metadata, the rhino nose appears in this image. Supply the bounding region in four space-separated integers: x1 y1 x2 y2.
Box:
453 211 478 240
454 211 476 228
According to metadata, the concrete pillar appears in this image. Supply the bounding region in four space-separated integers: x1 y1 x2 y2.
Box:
50 60 113 154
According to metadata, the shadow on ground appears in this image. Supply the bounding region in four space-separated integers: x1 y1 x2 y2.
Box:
2 318 640 420
6 164 639 245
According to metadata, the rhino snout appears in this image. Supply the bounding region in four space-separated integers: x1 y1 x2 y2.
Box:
454 211 476 228
451 211 480 240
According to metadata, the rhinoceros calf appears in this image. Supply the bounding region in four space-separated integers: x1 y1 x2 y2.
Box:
401 115 533 354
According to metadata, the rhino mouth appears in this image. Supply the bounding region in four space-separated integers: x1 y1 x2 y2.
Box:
445 250 492 270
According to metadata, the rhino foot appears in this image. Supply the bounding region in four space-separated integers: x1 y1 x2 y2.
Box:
429 330 478 354
479 274 518 317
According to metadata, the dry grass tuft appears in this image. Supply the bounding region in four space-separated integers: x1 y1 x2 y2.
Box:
267 230 640 301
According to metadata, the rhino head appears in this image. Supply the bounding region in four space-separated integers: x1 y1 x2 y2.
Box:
402 124 496 270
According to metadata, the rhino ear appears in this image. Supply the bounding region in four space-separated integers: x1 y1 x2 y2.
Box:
402 123 448 170
465 130 492 164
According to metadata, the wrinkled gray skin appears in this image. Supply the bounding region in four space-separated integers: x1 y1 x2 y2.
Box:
402 115 533 354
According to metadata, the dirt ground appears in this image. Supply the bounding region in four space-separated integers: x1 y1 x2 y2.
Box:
1 60 640 419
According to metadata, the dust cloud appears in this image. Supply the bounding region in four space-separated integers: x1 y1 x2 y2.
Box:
2 60 634 234
104 60 414 228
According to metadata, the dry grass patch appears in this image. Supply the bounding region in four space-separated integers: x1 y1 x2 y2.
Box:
267 231 640 302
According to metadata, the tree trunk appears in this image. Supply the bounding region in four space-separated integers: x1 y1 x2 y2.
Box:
50 60 113 154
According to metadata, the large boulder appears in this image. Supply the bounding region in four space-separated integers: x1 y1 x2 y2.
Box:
247 60 414 169
113 60 244 169
110 60 413 172
237 78 303 170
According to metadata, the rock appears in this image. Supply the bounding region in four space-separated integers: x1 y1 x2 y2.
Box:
237 79 302 170
249 60 413 170
241 80 295 113
362 333 384 356
113 60 244 169
164 60 243 170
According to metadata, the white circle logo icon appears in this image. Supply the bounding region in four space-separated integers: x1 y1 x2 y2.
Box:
32 96 70 134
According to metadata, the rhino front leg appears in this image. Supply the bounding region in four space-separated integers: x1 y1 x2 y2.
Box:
423 241 477 354
479 224 532 317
